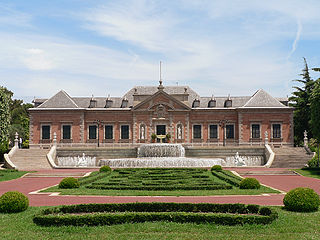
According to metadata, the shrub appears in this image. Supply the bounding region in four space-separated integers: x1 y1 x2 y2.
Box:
99 166 112 173
211 165 222 171
239 178 260 189
0 191 29 213
283 187 320 212
59 177 80 189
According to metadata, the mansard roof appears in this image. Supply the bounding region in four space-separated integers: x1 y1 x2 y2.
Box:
31 85 289 110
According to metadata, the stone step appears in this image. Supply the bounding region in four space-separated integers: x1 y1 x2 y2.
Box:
239 170 298 175
10 149 52 170
23 172 86 178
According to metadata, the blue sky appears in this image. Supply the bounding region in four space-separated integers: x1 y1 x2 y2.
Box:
1 0 320 102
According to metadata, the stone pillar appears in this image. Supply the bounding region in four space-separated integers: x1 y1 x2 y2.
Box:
304 130 308 147
53 132 57 147
264 131 268 145
14 132 19 148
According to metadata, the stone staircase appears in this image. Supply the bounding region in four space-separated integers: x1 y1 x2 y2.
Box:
271 146 313 168
10 149 52 170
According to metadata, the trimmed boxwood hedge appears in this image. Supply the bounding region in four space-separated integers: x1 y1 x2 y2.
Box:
211 170 241 187
78 171 111 186
283 187 320 212
58 177 80 189
0 191 29 213
33 202 278 227
239 178 261 189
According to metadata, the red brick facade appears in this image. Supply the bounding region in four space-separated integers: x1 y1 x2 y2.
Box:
29 86 294 147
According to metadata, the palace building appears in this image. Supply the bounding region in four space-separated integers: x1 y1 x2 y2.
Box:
29 81 294 148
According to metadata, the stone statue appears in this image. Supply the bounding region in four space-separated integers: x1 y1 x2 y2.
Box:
177 125 182 139
234 152 246 166
141 125 145 140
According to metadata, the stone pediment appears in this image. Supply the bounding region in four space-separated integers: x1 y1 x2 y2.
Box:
132 90 191 112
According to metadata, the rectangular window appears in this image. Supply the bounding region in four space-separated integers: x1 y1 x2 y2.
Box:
193 125 202 139
62 125 71 139
273 124 281 138
105 125 113 139
121 125 129 139
226 125 234 139
251 124 260 139
89 125 97 139
209 124 218 139
41 125 50 140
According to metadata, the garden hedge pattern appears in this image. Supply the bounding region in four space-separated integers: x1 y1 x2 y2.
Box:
33 202 278 226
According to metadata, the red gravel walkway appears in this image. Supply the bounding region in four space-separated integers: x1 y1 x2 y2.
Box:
0 168 319 207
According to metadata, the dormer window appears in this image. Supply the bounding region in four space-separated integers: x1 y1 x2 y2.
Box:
192 99 200 108
89 96 97 108
224 95 232 107
105 99 113 108
121 98 128 108
208 99 216 108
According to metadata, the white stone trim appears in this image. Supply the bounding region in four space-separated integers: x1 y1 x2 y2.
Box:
192 123 203 139
40 123 51 140
87 124 97 139
271 122 282 139
250 123 261 139
61 124 72 140
120 124 130 139
104 124 114 139
208 123 219 139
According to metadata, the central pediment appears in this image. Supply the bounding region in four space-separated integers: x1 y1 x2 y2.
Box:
132 90 191 112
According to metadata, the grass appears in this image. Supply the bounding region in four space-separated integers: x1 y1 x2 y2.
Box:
294 168 320 180
0 206 320 240
0 169 29 182
43 168 279 196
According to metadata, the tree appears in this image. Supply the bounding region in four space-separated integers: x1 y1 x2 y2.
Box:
0 86 11 160
289 58 315 145
310 79 320 167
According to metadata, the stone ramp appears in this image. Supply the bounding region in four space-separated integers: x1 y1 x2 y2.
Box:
271 147 313 168
10 149 52 170
237 170 299 176
23 172 87 178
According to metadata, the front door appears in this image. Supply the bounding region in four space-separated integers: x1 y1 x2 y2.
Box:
156 125 166 135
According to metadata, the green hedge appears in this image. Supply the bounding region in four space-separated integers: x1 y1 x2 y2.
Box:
0 191 29 213
33 202 278 227
58 177 80 189
283 187 320 212
78 171 111 186
210 170 241 187
239 178 261 189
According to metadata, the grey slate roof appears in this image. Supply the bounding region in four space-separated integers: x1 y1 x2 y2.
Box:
242 89 286 108
37 90 79 108
32 86 289 110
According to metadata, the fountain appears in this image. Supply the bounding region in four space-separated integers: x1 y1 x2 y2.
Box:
225 152 264 167
57 153 96 167
99 143 225 168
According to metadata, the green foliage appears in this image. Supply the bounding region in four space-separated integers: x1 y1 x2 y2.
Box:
59 177 80 189
151 133 157 140
0 191 29 213
289 58 316 145
211 170 242 187
87 168 232 191
99 165 112 173
211 165 222 171
310 79 320 167
0 87 11 157
33 202 278 227
78 171 111 186
239 178 261 189
283 187 320 212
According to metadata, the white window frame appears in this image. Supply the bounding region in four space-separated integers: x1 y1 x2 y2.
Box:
225 123 235 139
40 123 51 140
192 124 202 139
250 123 261 139
208 124 219 139
120 124 130 140
61 124 72 140
271 123 282 139
104 124 114 140
88 124 97 140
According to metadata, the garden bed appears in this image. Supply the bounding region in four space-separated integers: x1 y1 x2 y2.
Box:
33 202 278 226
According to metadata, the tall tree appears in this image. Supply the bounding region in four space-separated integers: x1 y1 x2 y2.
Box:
310 79 320 167
0 86 11 159
289 58 315 145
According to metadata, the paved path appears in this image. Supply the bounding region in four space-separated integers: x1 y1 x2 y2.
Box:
0 168 319 206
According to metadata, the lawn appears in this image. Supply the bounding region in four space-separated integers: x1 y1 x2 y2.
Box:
0 206 320 240
43 168 279 196
294 168 320 180
0 169 29 182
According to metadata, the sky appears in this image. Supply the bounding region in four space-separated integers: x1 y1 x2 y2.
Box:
1 0 320 103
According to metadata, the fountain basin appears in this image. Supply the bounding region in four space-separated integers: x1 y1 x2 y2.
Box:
138 143 185 158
